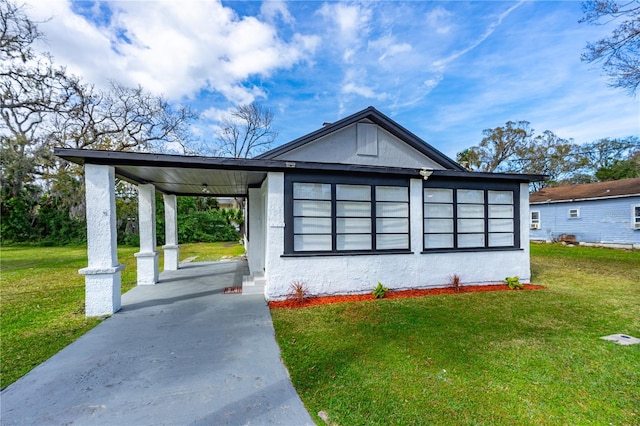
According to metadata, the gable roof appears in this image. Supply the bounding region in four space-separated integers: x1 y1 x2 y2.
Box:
257 106 466 171
530 178 640 204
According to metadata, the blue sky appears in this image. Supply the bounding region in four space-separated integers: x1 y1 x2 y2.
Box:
24 0 639 159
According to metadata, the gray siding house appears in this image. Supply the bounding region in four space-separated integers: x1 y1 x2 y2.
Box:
529 178 640 249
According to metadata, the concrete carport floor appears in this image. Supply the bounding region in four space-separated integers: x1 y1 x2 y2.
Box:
0 260 314 426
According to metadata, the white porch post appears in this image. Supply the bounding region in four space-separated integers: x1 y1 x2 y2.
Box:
135 184 159 285
79 164 124 317
162 194 179 271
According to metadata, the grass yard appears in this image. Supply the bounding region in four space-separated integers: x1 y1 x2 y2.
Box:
0 242 244 389
271 244 640 425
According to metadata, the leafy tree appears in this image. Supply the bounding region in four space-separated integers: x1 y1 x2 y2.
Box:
513 130 586 190
595 151 640 180
578 136 640 172
580 0 640 95
0 0 198 243
456 121 533 172
214 103 278 159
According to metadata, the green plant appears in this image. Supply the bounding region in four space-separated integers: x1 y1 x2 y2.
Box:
449 273 461 292
505 276 523 289
289 281 309 304
372 282 389 299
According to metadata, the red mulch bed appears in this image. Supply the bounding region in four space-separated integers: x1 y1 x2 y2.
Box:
268 284 545 309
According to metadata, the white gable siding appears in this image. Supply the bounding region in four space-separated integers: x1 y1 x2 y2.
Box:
271 123 445 169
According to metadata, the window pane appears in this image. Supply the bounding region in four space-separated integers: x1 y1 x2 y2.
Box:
294 200 331 217
337 234 372 250
488 190 513 204
531 211 540 220
458 189 484 204
294 234 332 251
424 188 453 203
376 218 408 233
294 217 331 234
293 183 331 200
377 202 409 217
458 204 484 218
337 218 371 234
336 184 371 201
424 203 453 218
458 219 484 233
489 219 513 232
424 234 454 249
489 205 514 218
489 233 514 247
376 186 408 202
458 233 485 248
424 219 453 233
376 234 408 250
337 201 371 217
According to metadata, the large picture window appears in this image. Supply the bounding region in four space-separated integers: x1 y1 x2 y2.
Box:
423 182 519 251
286 175 410 254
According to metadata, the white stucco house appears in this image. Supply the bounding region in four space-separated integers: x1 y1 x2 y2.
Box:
56 107 545 316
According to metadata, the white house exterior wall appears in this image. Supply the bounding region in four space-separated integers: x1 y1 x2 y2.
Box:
260 175 532 300
247 186 266 275
270 123 445 170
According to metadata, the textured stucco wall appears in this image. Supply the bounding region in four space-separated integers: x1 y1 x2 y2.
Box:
261 176 533 300
247 186 266 275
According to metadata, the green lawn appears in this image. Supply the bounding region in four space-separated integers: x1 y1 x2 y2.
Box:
271 244 640 425
0 242 244 389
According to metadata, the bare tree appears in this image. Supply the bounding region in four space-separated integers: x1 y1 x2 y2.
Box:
49 81 197 153
215 103 278 158
580 0 640 95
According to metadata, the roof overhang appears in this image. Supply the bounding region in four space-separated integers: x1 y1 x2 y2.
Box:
55 148 547 197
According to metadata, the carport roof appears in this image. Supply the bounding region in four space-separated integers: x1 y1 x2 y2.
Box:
55 148 546 197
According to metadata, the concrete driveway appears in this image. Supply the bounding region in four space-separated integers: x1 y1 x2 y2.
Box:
0 260 314 425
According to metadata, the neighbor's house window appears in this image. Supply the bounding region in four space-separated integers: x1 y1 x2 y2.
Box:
568 208 580 219
423 182 519 251
286 175 409 254
530 210 541 229
633 205 640 230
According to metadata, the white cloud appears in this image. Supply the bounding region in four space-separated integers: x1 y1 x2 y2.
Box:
426 6 455 35
261 1 294 25
318 3 371 63
369 35 412 62
23 0 318 104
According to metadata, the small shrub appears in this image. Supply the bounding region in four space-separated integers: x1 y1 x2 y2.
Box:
289 280 309 304
505 276 523 290
372 282 389 299
449 273 461 292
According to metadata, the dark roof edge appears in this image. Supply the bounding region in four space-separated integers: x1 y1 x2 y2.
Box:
54 148 545 182
257 106 466 171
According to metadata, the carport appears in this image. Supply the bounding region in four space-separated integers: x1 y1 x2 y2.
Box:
56 148 270 316
56 148 394 316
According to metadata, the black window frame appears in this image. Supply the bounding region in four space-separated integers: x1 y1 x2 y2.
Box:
284 173 412 256
422 179 521 253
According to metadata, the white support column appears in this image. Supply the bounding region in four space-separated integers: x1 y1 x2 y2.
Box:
79 164 125 317
135 183 159 285
162 194 179 271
